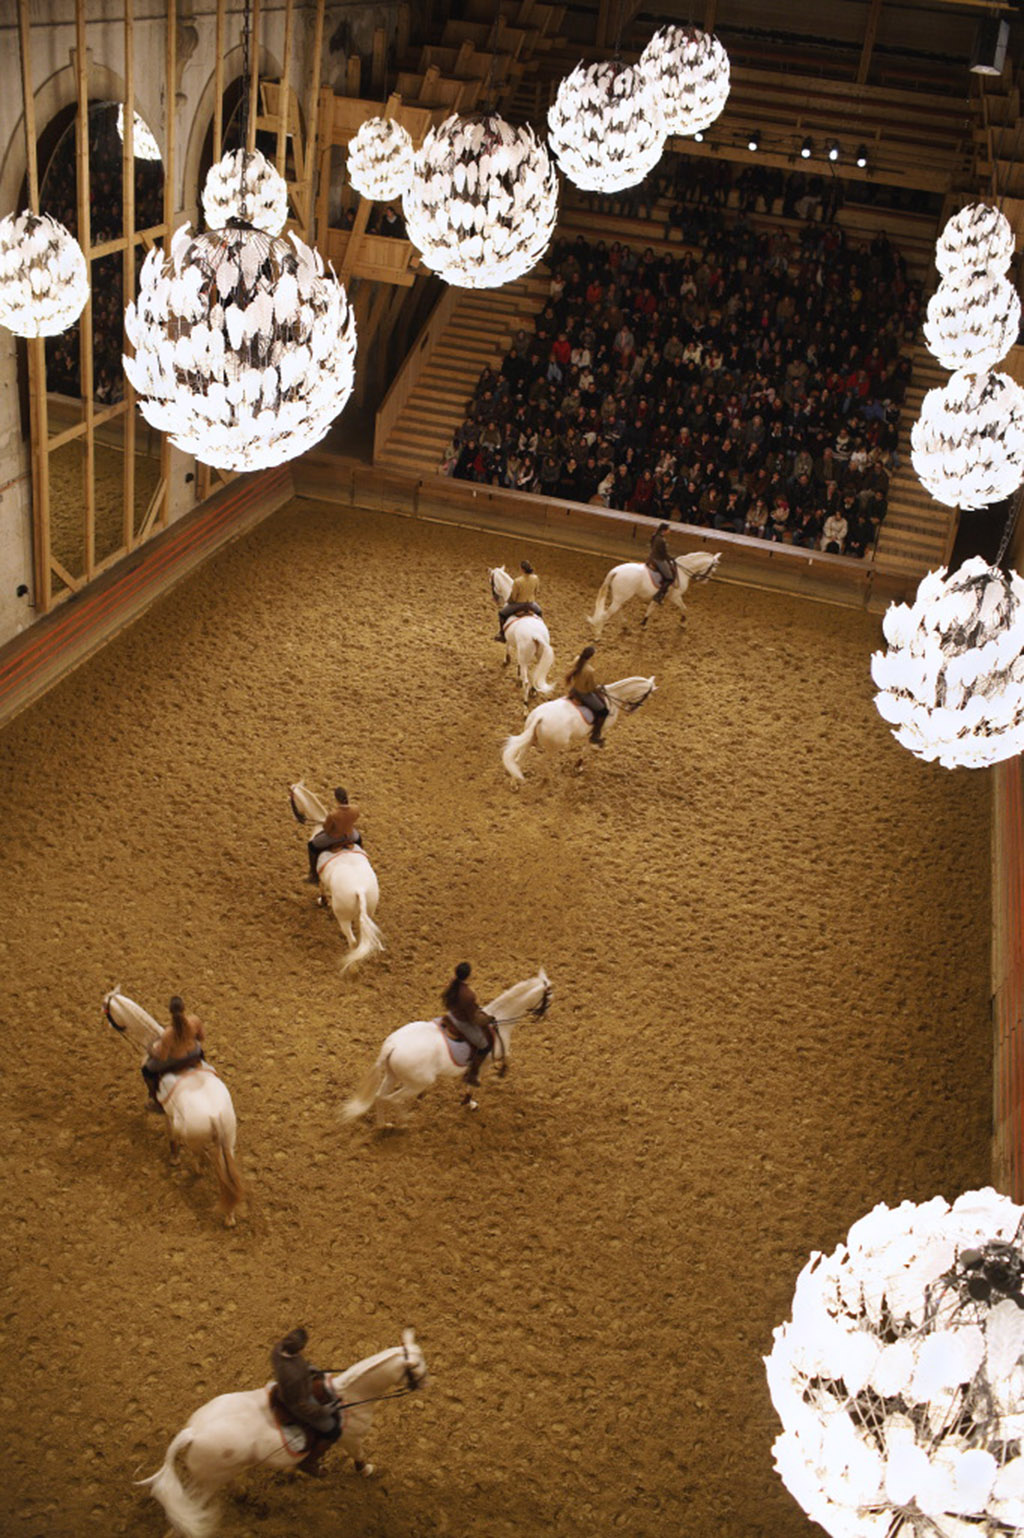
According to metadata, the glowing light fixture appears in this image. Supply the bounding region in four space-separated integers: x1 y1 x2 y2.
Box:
827 140 840 162
117 104 162 162
547 60 665 193
347 116 415 202
936 203 1014 280
639 25 730 137
855 143 868 167
911 369 1024 511
201 149 288 235
872 558 1024 768
402 111 556 288
800 137 812 159
924 269 1021 373
768 1187 1024 1533
0 211 89 338
747 130 760 152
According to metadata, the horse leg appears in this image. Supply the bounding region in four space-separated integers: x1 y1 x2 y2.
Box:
641 597 657 627
354 1459 375 1477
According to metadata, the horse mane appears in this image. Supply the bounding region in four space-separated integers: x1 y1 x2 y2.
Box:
484 970 550 1024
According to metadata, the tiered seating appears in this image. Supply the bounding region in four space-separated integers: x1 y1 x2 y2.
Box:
375 274 548 476
873 346 956 582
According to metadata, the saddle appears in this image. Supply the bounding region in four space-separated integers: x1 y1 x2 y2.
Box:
268 1376 340 1450
645 560 676 590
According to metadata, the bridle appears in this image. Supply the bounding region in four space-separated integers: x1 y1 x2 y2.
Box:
325 1340 424 1411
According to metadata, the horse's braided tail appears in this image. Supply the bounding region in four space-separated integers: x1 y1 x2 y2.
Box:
502 716 539 780
340 887 385 975
341 1050 389 1121
533 638 555 695
587 571 614 632
209 1121 245 1222
136 1429 218 1538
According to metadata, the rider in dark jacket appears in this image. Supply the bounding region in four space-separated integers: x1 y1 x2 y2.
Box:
648 522 676 603
271 1327 342 1477
442 962 497 1087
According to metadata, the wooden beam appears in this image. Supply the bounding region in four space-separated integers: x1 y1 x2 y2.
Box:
247 0 261 154
74 0 96 582
857 0 883 86
371 26 387 96
122 0 136 554
338 196 372 284
276 0 294 176
159 0 176 532
302 0 326 238
213 0 225 162
704 0 717 32
18 0 52 614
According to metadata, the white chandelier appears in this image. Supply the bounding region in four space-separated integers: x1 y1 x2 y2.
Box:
347 116 415 203
936 202 1015 280
767 1189 1024 1536
116 104 162 162
402 112 557 289
0 211 89 338
639 26 730 136
923 269 1021 373
123 221 356 472
201 149 288 236
910 369 1024 511
871 557 1024 768
547 60 665 193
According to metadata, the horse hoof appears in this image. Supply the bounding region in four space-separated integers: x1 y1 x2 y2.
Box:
356 1461 375 1477
462 1095 479 1111
224 1213 237 1228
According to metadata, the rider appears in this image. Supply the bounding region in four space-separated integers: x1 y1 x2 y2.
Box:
141 995 205 1113
442 962 498 1088
565 644 610 748
270 1326 342 1478
305 787 361 885
648 522 677 604
494 559 542 642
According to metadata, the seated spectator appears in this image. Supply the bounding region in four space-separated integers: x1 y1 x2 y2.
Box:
822 508 848 553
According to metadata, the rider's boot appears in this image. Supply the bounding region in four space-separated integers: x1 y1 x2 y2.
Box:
305 844 321 885
589 723 606 749
493 626 506 643
298 1449 327 1478
653 585 669 604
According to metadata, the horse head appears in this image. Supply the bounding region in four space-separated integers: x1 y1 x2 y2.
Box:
489 566 512 606
102 987 163 1054
401 1328 430 1391
604 676 657 714
687 551 721 583
530 971 553 1020
289 780 329 829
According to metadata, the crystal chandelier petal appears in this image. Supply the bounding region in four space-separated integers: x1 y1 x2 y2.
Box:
201 149 289 236
402 112 557 289
910 369 1024 511
347 116 415 202
547 60 665 193
767 1189 1024 1534
0 211 89 338
871 558 1024 768
936 203 1014 280
116 104 162 162
123 221 356 471
923 269 1021 372
639 26 730 136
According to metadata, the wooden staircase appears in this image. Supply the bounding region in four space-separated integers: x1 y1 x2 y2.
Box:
873 345 956 584
375 275 548 477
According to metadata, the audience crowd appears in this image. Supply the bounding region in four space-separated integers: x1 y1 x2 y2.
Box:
444 162 921 559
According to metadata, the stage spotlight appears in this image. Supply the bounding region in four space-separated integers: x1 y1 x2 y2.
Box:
971 17 1009 75
828 140 840 162
856 144 868 168
748 130 760 152
800 137 812 159
693 130 704 142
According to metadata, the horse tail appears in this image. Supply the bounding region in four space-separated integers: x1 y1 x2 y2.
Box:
136 1429 217 1538
340 888 385 975
532 638 555 695
208 1121 245 1224
587 571 614 633
341 1050 390 1121
502 716 539 781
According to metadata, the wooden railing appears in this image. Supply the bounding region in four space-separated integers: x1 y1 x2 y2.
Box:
321 229 418 286
994 757 1024 1200
296 452 913 610
373 287 458 463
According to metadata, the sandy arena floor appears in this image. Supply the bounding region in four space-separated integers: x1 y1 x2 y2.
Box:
0 497 992 1537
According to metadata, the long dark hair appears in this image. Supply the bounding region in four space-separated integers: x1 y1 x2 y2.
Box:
564 645 595 690
442 961 472 1010
169 995 188 1042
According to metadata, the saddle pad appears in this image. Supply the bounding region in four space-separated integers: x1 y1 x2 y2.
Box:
435 1018 473 1066
644 564 663 589
571 700 595 725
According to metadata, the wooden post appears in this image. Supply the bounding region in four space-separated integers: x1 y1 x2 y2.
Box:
122 0 136 552
276 0 294 177
857 0 883 85
160 0 176 523
247 0 261 154
213 0 225 161
17 0 51 614
75 0 96 582
339 196 372 283
371 26 387 95
703 0 717 30
302 0 326 238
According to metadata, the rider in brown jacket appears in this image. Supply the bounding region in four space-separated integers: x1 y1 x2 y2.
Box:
271 1327 342 1477
442 962 498 1087
306 788 362 884
565 644 610 747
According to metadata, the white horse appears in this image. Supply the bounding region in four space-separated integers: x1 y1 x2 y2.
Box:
588 550 721 635
489 566 555 706
138 1329 429 1538
289 782 384 973
342 970 552 1121
501 676 656 781
103 988 244 1226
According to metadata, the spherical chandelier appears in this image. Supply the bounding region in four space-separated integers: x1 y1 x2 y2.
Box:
936 202 1014 280
871 557 1024 768
347 116 415 203
201 149 288 236
910 369 1024 511
123 220 356 472
639 26 730 136
767 1188 1024 1536
0 211 89 338
402 112 557 289
923 269 1021 372
116 104 162 162
547 60 665 194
